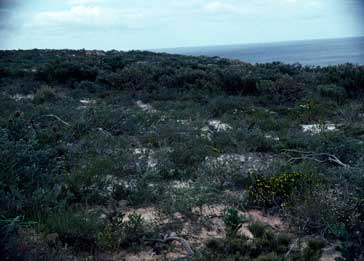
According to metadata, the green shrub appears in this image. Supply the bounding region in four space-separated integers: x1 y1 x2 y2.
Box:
224 208 247 236
208 96 242 117
285 186 359 242
161 185 215 217
257 75 303 105
64 157 112 204
199 156 243 189
39 209 102 251
317 84 347 102
248 222 268 238
0 216 36 260
121 176 165 206
0 119 63 217
220 68 258 95
77 80 105 93
302 239 326 261
97 212 146 250
203 221 290 260
33 85 57 104
35 61 98 83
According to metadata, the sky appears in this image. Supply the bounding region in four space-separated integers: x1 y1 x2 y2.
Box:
0 0 363 50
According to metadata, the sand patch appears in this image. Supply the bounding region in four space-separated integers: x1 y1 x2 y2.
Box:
136 100 157 113
11 94 34 101
301 123 337 134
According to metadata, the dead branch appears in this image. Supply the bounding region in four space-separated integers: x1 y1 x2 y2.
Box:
38 114 70 127
147 232 194 257
285 218 309 258
282 149 349 168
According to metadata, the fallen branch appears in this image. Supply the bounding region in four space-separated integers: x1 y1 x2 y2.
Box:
282 149 349 168
285 218 309 258
147 232 194 257
285 237 299 258
38 114 70 127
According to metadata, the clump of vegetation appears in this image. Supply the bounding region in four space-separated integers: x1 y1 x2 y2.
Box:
201 220 291 260
64 157 112 204
97 212 146 251
33 85 58 104
317 84 347 102
224 208 247 236
301 239 326 261
248 172 317 207
38 209 103 251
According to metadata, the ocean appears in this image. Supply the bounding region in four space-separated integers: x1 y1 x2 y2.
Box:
158 37 364 66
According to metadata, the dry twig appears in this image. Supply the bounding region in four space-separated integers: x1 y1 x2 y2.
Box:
282 149 349 168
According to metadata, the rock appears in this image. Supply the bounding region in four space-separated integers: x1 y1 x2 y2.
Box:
136 100 157 113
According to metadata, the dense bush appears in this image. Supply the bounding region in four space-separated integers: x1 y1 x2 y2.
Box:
201 221 292 260
39 209 103 251
1 49 364 259
319 64 364 97
33 85 57 104
316 84 347 102
35 61 98 83
219 67 258 95
0 119 63 217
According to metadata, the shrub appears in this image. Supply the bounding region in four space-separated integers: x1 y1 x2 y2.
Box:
0 120 63 217
302 239 326 261
320 64 364 97
161 185 215 217
224 208 247 236
76 80 105 93
208 96 242 117
35 61 98 83
64 157 112 204
199 157 243 189
97 212 146 250
203 221 291 260
317 84 347 102
0 216 36 260
257 75 304 105
249 172 316 207
33 85 57 104
220 68 258 95
39 209 102 251
115 175 166 206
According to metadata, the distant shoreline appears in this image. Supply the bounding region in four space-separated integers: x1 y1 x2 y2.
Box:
156 36 364 66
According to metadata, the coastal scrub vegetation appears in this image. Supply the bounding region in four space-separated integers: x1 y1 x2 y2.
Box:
0 49 363 260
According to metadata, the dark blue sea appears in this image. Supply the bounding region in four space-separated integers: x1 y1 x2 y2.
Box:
158 37 364 66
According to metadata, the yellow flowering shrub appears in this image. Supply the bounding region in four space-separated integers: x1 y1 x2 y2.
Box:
249 172 315 207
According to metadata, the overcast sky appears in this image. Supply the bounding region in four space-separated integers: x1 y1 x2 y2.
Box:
0 0 363 50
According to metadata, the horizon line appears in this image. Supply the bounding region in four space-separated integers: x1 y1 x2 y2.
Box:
1 35 363 52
